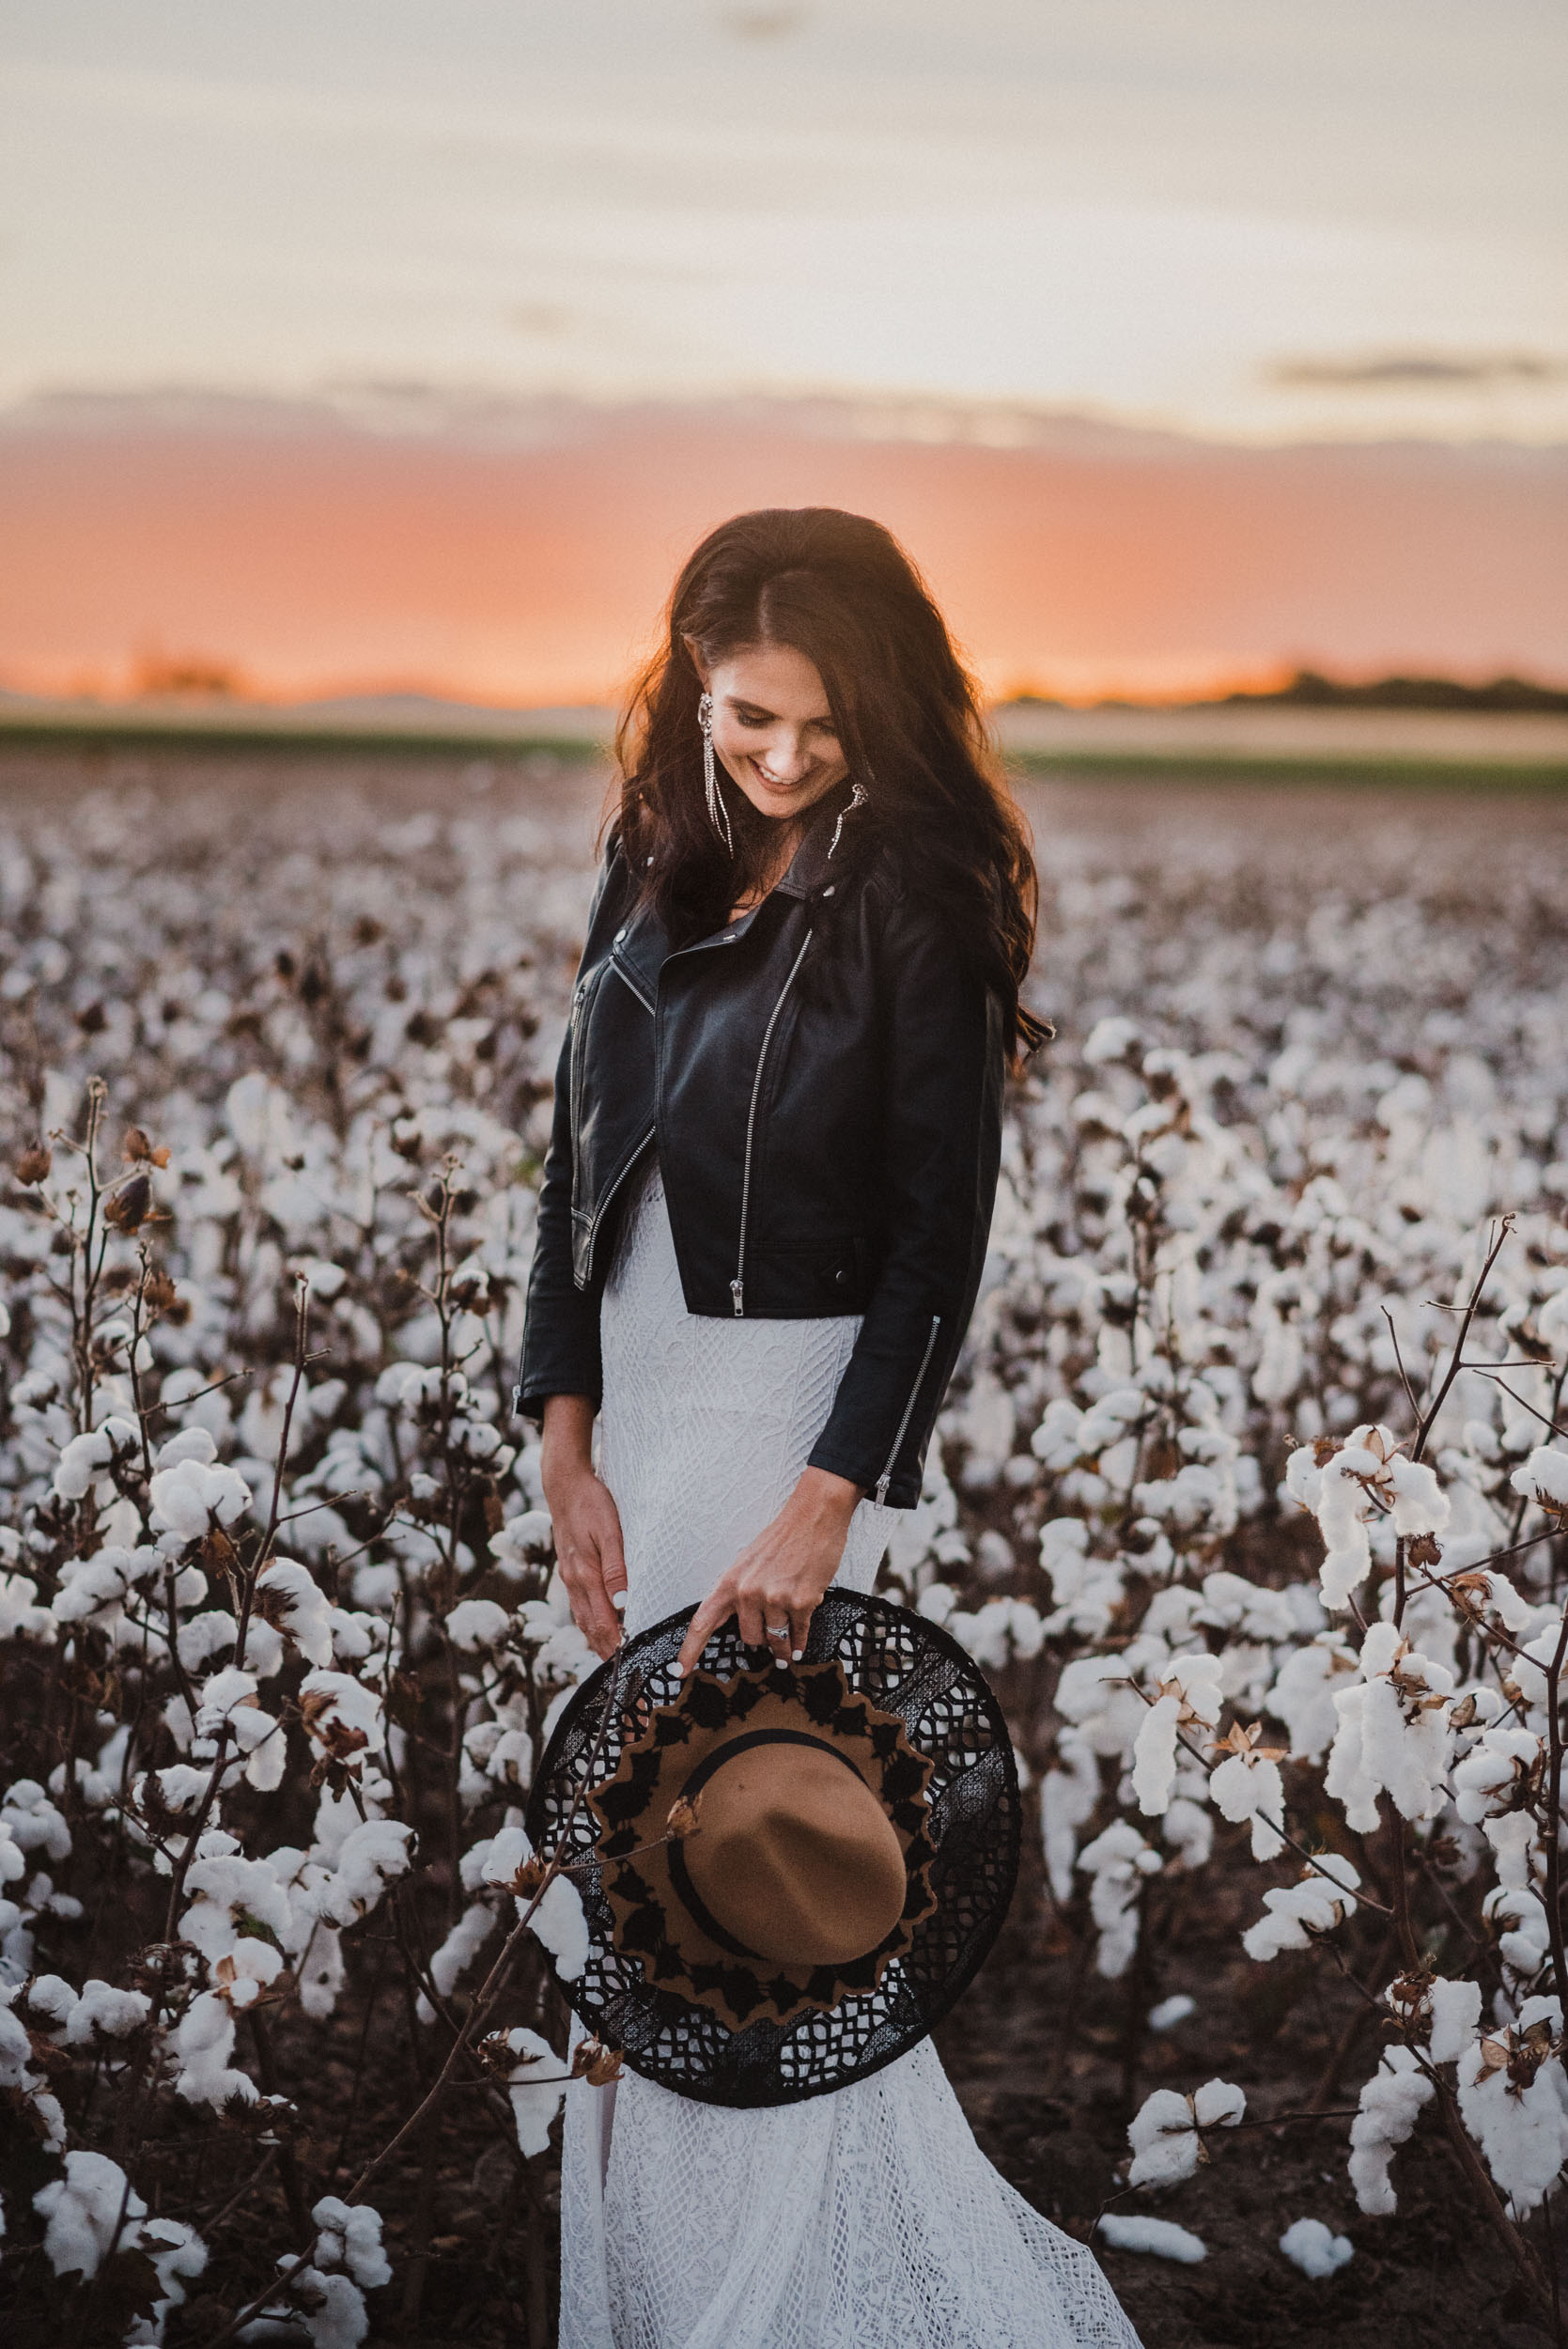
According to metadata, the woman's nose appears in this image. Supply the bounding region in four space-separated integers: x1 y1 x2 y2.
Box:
765 732 811 780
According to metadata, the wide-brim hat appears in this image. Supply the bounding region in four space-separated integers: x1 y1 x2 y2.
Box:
525 1588 1020 2108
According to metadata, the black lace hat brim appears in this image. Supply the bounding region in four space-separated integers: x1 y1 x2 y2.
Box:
525 1588 1021 2109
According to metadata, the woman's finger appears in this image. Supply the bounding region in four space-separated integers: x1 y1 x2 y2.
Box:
787 1603 813 1661
597 1513 629 1620
675 1586 731 1679
560 1545 620 1659
734 1592 769 1653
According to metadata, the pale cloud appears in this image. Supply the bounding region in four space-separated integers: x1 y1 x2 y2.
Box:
0 0 1563 441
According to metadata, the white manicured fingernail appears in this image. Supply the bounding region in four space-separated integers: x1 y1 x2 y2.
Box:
773 1654 788 1670
612 1590 627 1612
670 1660 685 1680
792 1649 803 1661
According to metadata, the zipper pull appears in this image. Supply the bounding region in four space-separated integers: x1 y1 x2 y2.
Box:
730 1279 745 1317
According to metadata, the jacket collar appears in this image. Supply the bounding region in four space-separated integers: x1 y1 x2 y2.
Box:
771 783 859 900
611 783 862 999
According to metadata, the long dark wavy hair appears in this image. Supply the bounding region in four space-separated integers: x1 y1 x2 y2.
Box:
612 506 1049 1065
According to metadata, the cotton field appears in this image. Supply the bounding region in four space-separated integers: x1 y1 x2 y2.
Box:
1 748 1567 2346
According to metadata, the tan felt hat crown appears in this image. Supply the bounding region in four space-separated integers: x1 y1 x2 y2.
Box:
588 1661 938 2033
678 1732 909 1968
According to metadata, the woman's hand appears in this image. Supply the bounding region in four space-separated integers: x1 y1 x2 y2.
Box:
675 1467 862 1679
541 1394 627 1661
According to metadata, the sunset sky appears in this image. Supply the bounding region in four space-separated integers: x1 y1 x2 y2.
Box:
2 1 1564 701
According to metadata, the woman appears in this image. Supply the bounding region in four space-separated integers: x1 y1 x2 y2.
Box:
517 508 1140 2348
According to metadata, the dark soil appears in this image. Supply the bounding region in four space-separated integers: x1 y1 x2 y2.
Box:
936 1847 1560 2349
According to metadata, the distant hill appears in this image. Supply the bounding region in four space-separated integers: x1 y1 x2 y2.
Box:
1005 671 1568 714
1225 669 1568 714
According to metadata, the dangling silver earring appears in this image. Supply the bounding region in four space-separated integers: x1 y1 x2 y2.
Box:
828 777 868 860
698 692 733 853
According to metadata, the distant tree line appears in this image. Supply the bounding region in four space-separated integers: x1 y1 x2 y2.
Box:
1005 670 1568 713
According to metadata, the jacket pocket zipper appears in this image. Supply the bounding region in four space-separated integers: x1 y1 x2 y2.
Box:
567 968 600 1175
731 932 813 1315
874 1314 942 1503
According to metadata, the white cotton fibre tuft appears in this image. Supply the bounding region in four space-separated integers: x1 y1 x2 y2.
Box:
1279 2217 1353 2278
1097 2213 1206 2263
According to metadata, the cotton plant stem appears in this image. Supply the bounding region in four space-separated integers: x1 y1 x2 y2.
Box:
1541 1605 1568 2002
1412 1217 1512 1465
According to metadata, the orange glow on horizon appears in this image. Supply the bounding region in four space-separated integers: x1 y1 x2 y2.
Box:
2 401 1562 711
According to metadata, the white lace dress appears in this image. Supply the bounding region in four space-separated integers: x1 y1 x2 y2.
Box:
559 1153 1141 2349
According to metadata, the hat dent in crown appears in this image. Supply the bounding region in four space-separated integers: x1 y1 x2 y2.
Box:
678 1734 910 1968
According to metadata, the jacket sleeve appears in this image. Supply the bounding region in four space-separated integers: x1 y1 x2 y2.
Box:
805 884 1006 1508
512 844 623 1426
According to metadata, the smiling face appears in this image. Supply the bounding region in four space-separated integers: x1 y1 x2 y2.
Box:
695 641 848 823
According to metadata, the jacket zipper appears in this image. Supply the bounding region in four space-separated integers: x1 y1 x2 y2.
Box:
874 1314 941 1503
585 1125 656 1256
567 966 605 1174
730 932 813 1315
610 948 655 1013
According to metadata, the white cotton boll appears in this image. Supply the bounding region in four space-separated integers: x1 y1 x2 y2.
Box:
1083 1016 1142 1066
530 1873 589 1982
1031 1399 1086 1470
1348 2046 1434 2215
1126 2088 1201 2187
1209 1753 1286 1860
311 2195 393 2291
62 1979 152 2046
1149 1994 1195 2031
504 2025 567 2155
417 1902 495 2021
1161 1796 1214 1872
23 1974 78 2030
1279 2217 1353 2278
0 2003 33 2089
1429 1976 1483 2064
1162 1652 1224 1727
178 1610 240 1672
1266 1637 1358 1765
139 2213 209 2327
444 1598 512 1653
149 1456 252 1543
0 1570 56 1645
487 1510 553 1580
255 1560 335 1668
155 1426 218 1471
1324 1688 1378 1836
1458 2046 1568 2214
2 1782 72 1863
34 2148 146 2278
51 1420 138 1504
1132 1695 1181 1816
1078 1820 1161 1981
1512 1447 1568 1512
298 1670 382 1750
1453 1727 1541 1825
1386 1456 1450 1539
301 2268 371 2349
1483 1812 1536 1890
174 1988 257 2108
315 1821 415 1928
1097 2214 1205 2263
1041 1731 1101 1904
1283 1445 1323 1512
1242 1859 1360 1964
1192 2077 1246 2130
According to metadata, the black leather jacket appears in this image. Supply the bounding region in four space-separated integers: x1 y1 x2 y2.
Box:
514 801 1007 1507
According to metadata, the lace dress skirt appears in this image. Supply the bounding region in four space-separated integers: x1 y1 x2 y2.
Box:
559 1154 1141 2349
